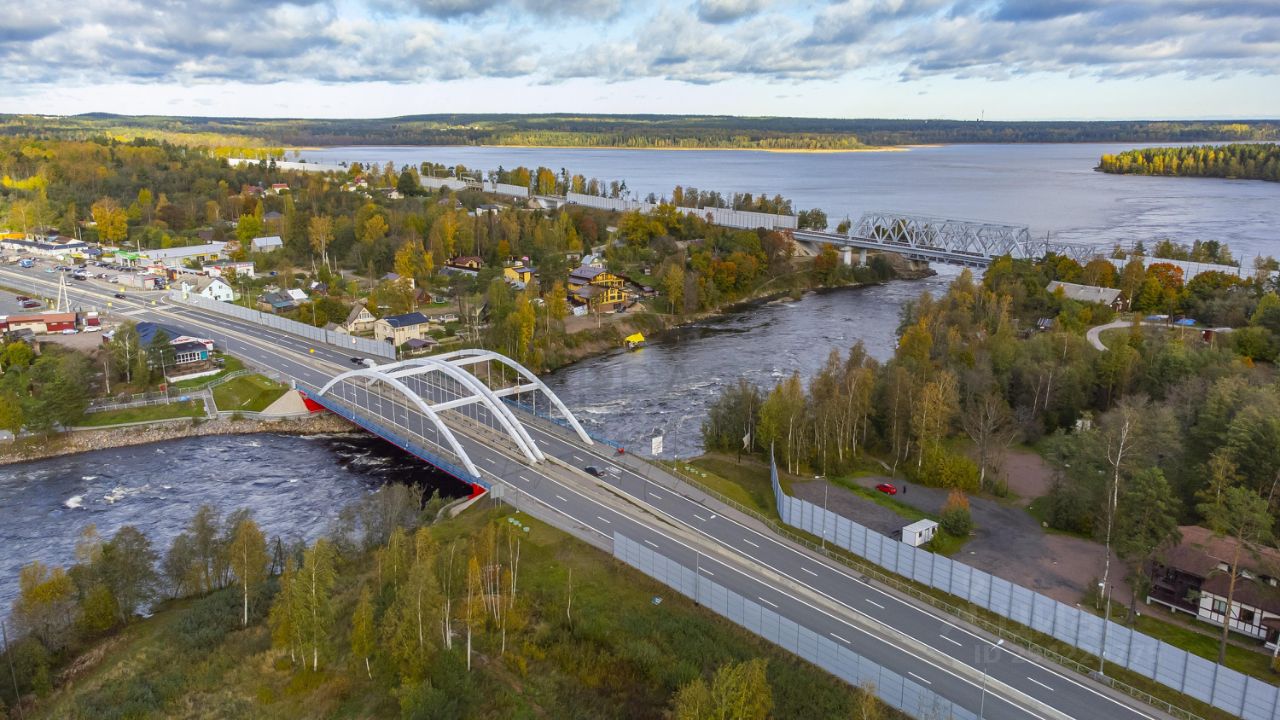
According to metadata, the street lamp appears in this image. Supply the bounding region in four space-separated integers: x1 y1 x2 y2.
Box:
978 638 1004 719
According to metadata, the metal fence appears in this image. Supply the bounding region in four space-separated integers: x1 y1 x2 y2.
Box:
484 181 530 198
614 533 981 720
769 460 1280 720
167 291 395 359
565 192 653 213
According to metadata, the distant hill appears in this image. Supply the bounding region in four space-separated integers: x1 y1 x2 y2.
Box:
2 113 1278 150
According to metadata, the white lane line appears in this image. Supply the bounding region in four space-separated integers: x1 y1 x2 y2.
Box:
649 490 663 499
596 515 612 524
829 632 850 644
1027 676 1054 692
865 599 885 609
758 596 779 609
743 538 760 548
555 494 568 502
644 539 659 549
693 513 708 522
518 475 531 483
801 567 818 576
482 456 496 465
573 454 585 462
700 567 714 576
940 635 963 648
908 671 932 686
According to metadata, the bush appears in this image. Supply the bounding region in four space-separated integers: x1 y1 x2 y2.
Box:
1045 481 1095 534
939 490 973 537
912 445 980 492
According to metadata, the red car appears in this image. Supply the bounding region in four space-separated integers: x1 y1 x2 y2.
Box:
875 482 898 495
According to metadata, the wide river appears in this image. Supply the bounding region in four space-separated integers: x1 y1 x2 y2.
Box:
3 143 1276 608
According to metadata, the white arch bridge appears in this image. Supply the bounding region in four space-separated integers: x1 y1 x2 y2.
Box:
309 349 591 484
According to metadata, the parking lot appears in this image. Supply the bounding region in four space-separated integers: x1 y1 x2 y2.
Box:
0 289 47 315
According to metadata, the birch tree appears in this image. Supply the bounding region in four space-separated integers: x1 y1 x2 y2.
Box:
227 516 268 627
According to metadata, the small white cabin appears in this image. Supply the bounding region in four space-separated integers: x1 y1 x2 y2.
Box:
902 519 939 548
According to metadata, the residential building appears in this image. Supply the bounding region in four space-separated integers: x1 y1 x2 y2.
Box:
403 337 439 354
567 264 628 312
203 261 256 279
1046 281 1124 309
179 276 237 302
258 290 298 313
268 183 290 195
340 304 377 335
138 242 227 268
171 340 211 366
286 288 309 303
1148 525 1280 650
251 235 284 252
448 256 484 270
503 262 536 286
374 311 433 346
382 272 415 289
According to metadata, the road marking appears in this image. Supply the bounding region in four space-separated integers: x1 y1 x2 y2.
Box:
940 635 963 647
908 671 932 686
573 454 585 462
865 599 885 609
644 539 659 549
801 566 818 576
1027 676 1054 692
699 567 714 576
518 475 531 483
743 538 759 548
649 490 663 499
596 515 612 524
829 632 850 644
555 494 567 503
693 513 708 522
758 596 779 609
482 456 496 465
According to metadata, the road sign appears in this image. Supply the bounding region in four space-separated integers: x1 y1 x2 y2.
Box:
651 435 664 455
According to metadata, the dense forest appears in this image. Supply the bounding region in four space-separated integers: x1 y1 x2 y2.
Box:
1098 143 1280 182
703 249 1280 665
3 114 1278 151
0 487 889 719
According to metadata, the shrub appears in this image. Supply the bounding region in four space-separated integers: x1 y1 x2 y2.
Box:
939 490 973 537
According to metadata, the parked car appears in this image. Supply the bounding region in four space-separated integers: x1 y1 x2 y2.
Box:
14 295 29 301
60 329 77 335
874 482 898 495
83 326 101 333
20 299 41 309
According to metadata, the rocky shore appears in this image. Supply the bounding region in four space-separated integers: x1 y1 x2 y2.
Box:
0 413 357 467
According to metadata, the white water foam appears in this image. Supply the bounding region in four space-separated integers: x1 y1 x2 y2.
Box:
64 495 83 509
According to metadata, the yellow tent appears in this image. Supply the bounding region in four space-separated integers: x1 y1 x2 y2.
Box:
624 332 646 348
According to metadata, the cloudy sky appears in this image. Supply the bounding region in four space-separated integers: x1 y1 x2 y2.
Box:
3 0 1279 119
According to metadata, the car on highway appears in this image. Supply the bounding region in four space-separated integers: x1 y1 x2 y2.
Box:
583 466 603 478
113 293 127 299
350 357 365 365
20 299 41 309
874 482 898 495
14 295 29 301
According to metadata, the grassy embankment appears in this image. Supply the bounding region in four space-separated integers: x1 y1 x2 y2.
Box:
211 374 287 413
78 400 207 426
29 505 894 720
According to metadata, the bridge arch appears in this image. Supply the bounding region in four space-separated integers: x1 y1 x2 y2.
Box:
434 349 594 445
382 357 546 463
316 368 482 479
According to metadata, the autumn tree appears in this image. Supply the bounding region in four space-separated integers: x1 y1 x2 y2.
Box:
298 539 337 671
672 658 772 720
308 214 334 270
350 586 375 679
227 515 268 627
91 197 128 245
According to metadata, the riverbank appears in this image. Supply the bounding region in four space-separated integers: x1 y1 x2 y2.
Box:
0 413 356 467
541 257 935 374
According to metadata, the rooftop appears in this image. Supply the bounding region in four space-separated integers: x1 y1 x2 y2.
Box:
1046 280 1122 305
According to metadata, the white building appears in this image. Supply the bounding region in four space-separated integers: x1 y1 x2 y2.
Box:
901 519 939 548
203 261 256 279
139 242 227 269
180 276 237 303
251 235 284 252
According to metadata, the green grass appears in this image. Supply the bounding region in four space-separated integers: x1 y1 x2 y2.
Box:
211 374 287 412
1132 612 1279 681
169 354 245 389
79 400 205 426
678 454 780 519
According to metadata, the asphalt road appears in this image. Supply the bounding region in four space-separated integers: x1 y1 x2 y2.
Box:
0 263 1162 720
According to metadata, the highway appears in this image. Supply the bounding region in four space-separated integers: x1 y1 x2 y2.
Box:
0 262 1165 720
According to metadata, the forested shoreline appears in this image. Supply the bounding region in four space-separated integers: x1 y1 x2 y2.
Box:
3 114 1278 151
1098 143 1280 182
